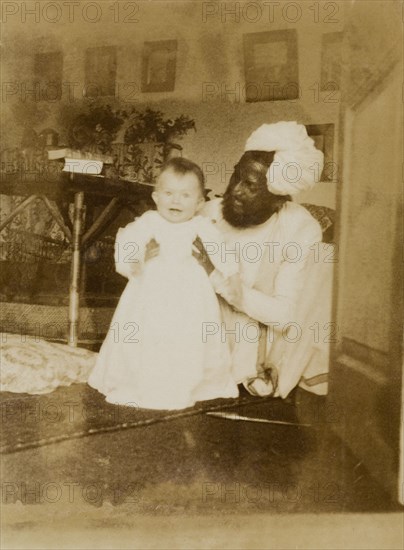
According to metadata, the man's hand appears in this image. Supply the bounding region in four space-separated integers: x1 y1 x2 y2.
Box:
145 238 159 262
192 237 215 275
145 237 217 277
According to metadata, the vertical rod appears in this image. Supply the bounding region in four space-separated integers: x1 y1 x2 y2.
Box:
68 191 85 347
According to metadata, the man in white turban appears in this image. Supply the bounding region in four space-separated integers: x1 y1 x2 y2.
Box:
201 121 332 398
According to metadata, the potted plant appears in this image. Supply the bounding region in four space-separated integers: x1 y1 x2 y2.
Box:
57 100 125 159
113 107 196 182
56 102 195 182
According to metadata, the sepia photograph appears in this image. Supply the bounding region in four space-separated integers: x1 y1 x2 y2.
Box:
0 1 403 548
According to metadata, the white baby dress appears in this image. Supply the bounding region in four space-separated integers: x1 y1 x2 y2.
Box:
88 210 239 410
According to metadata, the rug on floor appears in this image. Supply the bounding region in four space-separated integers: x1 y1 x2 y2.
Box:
0 383 288 454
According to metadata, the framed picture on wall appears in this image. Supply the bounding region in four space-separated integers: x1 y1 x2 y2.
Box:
84 46 117 97
34 51 63 101
306 123 336 182
141 40 178 93
243 29 299 102
321 32 343 91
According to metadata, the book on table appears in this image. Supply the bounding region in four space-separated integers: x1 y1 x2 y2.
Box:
48 148 114 175
62 158 104 175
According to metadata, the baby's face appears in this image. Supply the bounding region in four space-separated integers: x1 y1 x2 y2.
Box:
152 169 204 223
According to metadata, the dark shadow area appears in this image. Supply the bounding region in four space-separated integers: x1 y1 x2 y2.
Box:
1 385 399 514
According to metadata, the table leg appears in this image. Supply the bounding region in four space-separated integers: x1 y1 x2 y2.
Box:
68 191 85 347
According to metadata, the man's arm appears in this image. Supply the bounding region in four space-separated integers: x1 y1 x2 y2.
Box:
192 237 215 275
192 199 223 274
228 217 322 327
196 216 239 278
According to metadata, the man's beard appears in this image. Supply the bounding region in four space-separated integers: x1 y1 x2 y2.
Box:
222 191 278 228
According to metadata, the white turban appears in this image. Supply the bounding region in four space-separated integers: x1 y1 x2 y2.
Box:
244 121 324 196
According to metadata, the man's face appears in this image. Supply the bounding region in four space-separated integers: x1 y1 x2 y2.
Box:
222 158 278 228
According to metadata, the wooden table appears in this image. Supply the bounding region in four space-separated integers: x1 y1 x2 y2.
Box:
0 170 153 346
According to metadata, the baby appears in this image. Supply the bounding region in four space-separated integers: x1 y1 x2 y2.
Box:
88 157 240 410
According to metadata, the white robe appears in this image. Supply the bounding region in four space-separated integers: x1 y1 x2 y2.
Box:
202 199 333 397
89 210 239 410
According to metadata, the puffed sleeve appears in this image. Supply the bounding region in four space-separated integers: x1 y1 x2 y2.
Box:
240 210 322 327
195 216 239 279
115 210 156 279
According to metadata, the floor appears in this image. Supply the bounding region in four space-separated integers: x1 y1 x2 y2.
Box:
1 384 402 548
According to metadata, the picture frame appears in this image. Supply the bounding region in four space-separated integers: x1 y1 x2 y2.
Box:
243 29 299 102
321 32 343 91
34 51 63 101
84 46 117 98
141 40 178 93
305 123 336 182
